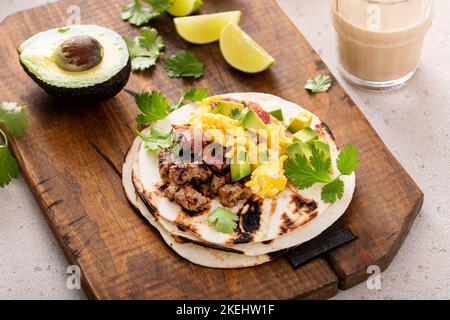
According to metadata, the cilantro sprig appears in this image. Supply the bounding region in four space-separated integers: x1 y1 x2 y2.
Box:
0 102 27 187
284 144 359 204
122 0 172 26
123 27 164 71
135 87 208 151
138 126 173 151
135 87 208 126
164 50 204 78
305 74 333 93
207 207 239 234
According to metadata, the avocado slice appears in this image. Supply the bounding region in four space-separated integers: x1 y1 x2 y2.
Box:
213 101 244 119
269 108 284 121
231 163 252 182
18 25 131 104
287 111 313 133
240 109 267 131
313 140 331 160
286 141 313 160
293 127 318 144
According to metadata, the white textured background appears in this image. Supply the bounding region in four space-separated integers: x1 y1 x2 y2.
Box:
0 0 449 300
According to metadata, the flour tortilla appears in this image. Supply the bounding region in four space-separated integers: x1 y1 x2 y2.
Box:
122 135 274 268
133 93 355 248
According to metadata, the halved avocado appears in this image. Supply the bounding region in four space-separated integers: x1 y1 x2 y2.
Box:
18 25 131 104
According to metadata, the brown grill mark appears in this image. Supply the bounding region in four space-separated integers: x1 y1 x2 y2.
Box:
315 122 336 142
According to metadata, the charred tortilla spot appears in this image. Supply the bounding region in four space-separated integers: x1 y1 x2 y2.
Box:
262 239 274 245
316 122 335 141
173 235 189 244
279 213 296 235
232 233 253 244
174 216 200 236
270 197 278 216
179 208 209 217
291 194 318 214
240 196 263 233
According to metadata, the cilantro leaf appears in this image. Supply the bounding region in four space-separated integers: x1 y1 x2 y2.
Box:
171 87 209 111
122 0 157 26
135 90 171 125
164 50 204 78
144 0 173 13
0 102 27 137
182 87 209 102
0 145 19 188
337 144 360 175
321 178 345 204
123 27 164 71
0 129 19 188
305 74 333 93
284 149 333 190
230 108 242 120
284 142 360 204
207 207 239 234
138 126 173 151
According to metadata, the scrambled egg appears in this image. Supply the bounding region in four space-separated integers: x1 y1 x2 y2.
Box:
246 156 288 198
188 96 292 198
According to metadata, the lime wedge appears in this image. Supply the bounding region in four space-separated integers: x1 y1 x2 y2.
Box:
220 23 275 73
167 0 203 17
174 11 242 44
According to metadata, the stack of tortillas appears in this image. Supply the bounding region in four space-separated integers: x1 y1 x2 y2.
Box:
122 93 355 268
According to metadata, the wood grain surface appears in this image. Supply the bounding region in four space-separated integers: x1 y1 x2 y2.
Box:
0 0 423 299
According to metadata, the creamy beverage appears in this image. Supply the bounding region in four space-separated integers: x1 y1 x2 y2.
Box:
332 0 434 88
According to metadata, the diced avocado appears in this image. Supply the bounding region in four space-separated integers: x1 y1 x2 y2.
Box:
313 140 331 160
213 101 244 119
287 112 313 133
293 127 318 145
269 108 284 121
231 163 252 182
240 109 267 131
285 141 312 160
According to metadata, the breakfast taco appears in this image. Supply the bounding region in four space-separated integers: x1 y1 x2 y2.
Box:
123 92 357 267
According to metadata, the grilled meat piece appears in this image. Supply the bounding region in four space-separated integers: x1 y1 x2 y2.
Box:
211 175 227 195
158 149 174 184
218 183 253 207
168 162 212 185
173 185 211 212
164 184 179 200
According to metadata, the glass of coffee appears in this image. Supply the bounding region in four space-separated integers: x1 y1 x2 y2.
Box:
331 0 435 90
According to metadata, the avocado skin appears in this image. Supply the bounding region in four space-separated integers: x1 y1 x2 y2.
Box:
20 58 131 104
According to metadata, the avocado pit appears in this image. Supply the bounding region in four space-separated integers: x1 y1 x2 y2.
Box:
54 35 103 72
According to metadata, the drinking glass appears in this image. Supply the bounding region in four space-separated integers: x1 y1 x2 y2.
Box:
331 0 435 90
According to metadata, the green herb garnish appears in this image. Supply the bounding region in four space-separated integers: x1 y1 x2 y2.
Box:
284 144 359 204
0 102 27 187
135 87 208 125
122 0 172 26
305 74 333 93
138 126 173 151
164 50 204 78
171 87 209 111
207 207 239 234
123 27 164 71
135 90 171 125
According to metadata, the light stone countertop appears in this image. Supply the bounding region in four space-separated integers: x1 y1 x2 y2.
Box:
0 0 449 300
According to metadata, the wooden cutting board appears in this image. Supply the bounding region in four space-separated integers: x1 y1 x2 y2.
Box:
0 0 423 299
